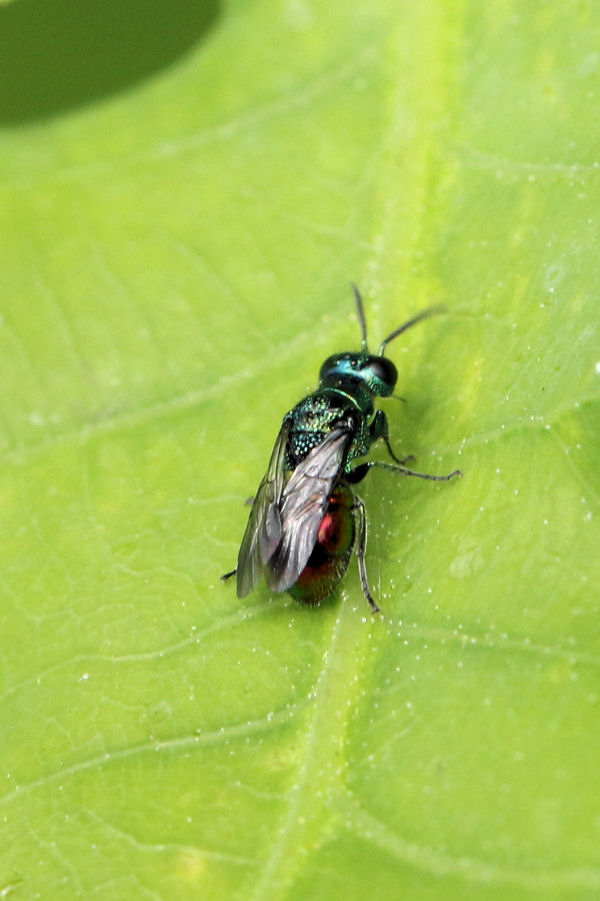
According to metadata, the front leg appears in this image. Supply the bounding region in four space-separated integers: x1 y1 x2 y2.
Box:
369 409 414 466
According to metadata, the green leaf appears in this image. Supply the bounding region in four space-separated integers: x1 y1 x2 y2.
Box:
1 1 599 899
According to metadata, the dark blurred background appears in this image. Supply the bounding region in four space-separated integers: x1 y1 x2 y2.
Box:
0 0 220 124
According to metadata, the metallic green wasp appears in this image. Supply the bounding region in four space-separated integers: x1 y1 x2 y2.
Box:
223 286 461 612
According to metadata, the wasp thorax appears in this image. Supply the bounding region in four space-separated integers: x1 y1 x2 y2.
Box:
319 352 398 397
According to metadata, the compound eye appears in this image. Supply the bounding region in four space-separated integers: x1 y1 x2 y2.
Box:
364 356 398 391
319 354 342 380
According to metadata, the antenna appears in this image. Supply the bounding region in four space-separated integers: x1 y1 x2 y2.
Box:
379 304 446 356
351 283 369 351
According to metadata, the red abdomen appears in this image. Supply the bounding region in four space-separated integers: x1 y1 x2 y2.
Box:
288 484 355 605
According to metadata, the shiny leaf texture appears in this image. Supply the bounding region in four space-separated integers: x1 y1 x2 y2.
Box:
1 1 599 899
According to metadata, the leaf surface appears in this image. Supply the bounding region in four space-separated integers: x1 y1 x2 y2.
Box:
1 1 599 899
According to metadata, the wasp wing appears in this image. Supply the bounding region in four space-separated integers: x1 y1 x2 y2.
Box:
236 419 291 598
266 425 353 593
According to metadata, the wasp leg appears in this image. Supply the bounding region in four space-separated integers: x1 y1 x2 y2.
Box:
346 462 370 484
370 410 414 466
352 494 380 614
366 460 462 481
221 569 237 582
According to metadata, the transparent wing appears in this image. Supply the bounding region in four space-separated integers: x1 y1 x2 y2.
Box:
236 420 291 598
266 426 352 593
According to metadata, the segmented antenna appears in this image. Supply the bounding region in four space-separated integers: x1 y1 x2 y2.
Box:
379 304 446 356
351 283 369 351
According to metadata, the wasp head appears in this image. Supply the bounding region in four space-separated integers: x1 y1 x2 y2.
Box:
318 352 398 397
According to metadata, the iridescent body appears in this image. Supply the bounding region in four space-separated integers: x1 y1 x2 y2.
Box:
287 484 355 605
222 286 461 613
